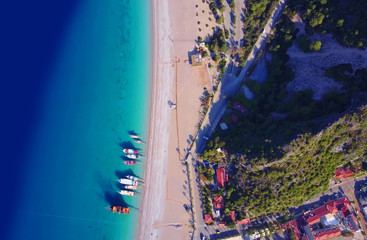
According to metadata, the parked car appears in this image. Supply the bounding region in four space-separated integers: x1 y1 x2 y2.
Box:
203 136 209 140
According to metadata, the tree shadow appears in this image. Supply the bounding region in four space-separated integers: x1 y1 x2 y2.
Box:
189 134 194 141
230 12 235 26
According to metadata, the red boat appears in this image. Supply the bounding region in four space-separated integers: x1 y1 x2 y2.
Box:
108 206 130 214
122 149 139 154
124 160 137 165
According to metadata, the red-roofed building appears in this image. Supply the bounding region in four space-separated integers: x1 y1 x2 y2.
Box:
229 211 236 222
334 167 354 179
205 214 214 224
216 168 227 189
284 198 359 240
304 206 329 225
218 221 226 227
325 201 338 214
314 228 341 240
237 218 251 225
213 195 224 209
282 220 301 240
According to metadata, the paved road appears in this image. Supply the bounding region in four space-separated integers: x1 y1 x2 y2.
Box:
187 1 287 239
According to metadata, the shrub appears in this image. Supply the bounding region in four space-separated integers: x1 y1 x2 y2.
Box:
226 221 236 229
218 59 227 72
213 54 221 62
209 2 218 15
310 40 322 51
309 12 325 27
216 15 224 24
224 28 230 38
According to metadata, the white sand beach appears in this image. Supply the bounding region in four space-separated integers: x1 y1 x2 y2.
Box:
138 0 213 239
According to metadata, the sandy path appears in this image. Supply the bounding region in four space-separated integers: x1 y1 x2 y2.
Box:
287 34 367 100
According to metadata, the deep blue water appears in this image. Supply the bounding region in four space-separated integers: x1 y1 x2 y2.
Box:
1 0 150 239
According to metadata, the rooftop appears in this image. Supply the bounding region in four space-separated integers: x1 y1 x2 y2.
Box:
334 167 354 179
216 168 226 189
190 53 202 66
213 195 224 209
205 214 214 224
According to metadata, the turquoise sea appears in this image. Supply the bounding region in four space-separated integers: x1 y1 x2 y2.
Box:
8 0 150 239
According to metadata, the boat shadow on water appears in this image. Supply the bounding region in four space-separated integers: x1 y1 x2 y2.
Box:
119 141 137 150
115 169 136 179
127 130 139 136
95 173 130 208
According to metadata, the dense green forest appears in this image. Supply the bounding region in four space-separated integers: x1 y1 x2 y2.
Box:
288 0 367 48
239 0 278 66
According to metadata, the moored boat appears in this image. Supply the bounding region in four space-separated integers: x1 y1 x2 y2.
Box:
129 135 141 139
118 190 135 196
118 177 139 189
125 175 141 181
124 160 137 165
126 154 140 159
122 149 139 154
133 139 143 144
107 206 130 214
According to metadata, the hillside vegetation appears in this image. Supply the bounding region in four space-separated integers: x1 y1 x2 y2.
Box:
228 106 367 216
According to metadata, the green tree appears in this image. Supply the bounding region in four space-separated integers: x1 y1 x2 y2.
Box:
216 15 224 24
336 19 344 27
309 12 325 27
224 28 230 38
297 34 310 52
310 40 322 51
213 54 220 62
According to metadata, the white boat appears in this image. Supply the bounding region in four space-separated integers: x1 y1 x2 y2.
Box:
129 135 141 139
117 177 138 190
126 154 140 159
126 175 142 182
117 190 135 196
